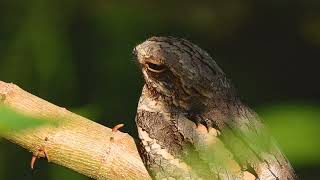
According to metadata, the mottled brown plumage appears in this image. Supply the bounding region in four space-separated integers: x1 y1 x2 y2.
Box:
134 36 297 180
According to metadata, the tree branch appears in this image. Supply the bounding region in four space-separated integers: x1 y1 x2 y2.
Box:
0 81 151 180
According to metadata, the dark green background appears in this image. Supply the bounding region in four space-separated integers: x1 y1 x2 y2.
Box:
0 0 319 179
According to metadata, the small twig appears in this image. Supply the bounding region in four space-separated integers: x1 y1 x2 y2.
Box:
112 124 124 132
30 146 48 169
110 124 124 142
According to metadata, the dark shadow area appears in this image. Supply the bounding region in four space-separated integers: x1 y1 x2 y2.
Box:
0 0 319 179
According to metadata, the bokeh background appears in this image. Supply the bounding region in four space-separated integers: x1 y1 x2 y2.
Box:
0 0 319 179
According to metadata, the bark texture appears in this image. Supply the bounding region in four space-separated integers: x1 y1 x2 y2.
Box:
0 81 151 180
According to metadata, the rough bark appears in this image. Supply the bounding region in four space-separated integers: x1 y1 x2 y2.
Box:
0 81 151 180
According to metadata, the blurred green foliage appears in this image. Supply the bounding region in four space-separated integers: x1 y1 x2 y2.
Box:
260 104 320 166
0 106 52 134
182 103 320 178
0 0 319 179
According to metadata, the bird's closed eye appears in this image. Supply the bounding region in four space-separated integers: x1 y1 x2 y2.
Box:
146 62 166 73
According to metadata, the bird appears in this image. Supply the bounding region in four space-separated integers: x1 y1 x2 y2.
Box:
133 36 297 180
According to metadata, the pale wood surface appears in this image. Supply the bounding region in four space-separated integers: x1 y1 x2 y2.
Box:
0 81 151 180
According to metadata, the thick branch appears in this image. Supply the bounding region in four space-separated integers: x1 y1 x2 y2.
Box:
0 81 151 180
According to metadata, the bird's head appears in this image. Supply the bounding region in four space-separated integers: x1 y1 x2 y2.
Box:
133 36 233 107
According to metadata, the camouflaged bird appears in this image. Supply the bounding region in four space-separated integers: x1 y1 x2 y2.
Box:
133 36 297 180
